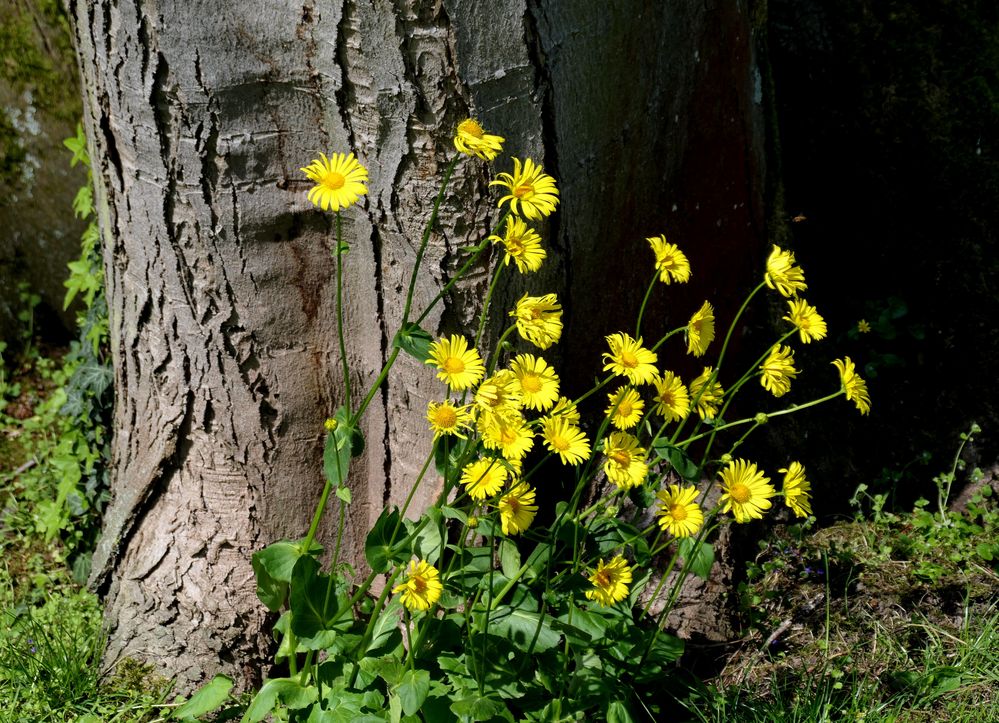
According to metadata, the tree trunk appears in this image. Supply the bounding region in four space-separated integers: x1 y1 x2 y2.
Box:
67 0 769 690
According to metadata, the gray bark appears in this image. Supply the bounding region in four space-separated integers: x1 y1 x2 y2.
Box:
67 0 768 690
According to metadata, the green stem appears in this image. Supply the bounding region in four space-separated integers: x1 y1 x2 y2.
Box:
635 271 659 338
474 258 506 348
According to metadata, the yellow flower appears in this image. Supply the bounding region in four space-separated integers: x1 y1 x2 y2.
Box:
489 217 546 273
652 371 691 422
602 432 649 490
426 335 486 391
453 118 505 161
784 299 827 343
511 293 563 350
780 461 812 518
647 235 692 284
857 319 871 334
460 457 509 501
490 157 560 220
392 559 443 612
764 245 807 298
585 555 633 607
719 459 776 523
832 357 871 415
541 415 591 466
656 485 704 538
498 482 538 535
301 152 368 212
549 396 580 425
475 370 523 416
760 345 798 398
686 301 715 357
689 367 725 420
480 410 534 462
602 333 659 385
605 386 645 430
426 400 474 440
323 418 338 432
509 354 560 411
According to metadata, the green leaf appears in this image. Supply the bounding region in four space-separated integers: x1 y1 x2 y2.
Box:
522 542 552 582
678 538 714 580
643 633 684 665
498 539 521 579
242 678 319 722
290 556 345 639
976 542 995 561
367 600 405 655
396 669 431 716
450 693 506 720
409 508 443 564
489 607 561 653
365 507 403 573
651 440 700 481
628 484 656 509
394 323 434 362
335 486 353 504
606 700 636 723
360 655 406 687
324 406 364 487
174 674 233 719
252 541 304 611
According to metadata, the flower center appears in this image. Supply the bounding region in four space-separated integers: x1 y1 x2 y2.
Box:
594 570 612 588
550 434 570 452
513 184 534 199
530 307 543 320
443 356 465 374
507 498 521 513
669 503 688 521
458 119 484 138
323 171 346 190
610 450 631 467
521 375 542 393
411 576 427 594
729 482 752 504
506 237 525 255
619 350 639 368
434 407 457 428
617 401 633 417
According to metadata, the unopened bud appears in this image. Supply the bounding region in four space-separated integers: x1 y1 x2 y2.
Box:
467 516 479 529
754 412 769 425
324 418 338 432
720 453 733 465
604 505 619 518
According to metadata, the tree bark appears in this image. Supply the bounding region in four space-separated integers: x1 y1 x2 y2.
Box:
67 0 768 690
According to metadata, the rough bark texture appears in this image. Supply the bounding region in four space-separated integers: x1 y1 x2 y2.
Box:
67 0 768 689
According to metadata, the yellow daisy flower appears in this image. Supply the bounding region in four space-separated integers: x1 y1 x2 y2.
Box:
652 371 691 422
549 396 581 425
656 485 704 538
764 245 807 298
301 152 368 212
760 344 798 398
509 354 560 411
475 370 523 416
498 482 538 535
426 400 474 440
460 457 509 501
647 235 692 284
541 415 591 466
686 301 715 357
426 334 486 391
832 357 871 415
453 118 505 161
602 333 659 385
489 217 546 273
480 410 535 462
511 293 563 350
392 559 443 612
780 461 812 518
490 157 560 220
605 386 645 430
857 319 872 334
719 459 776 523
784 299 828 344
602 432 649 489
585 555 633 607
689 367 725 420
